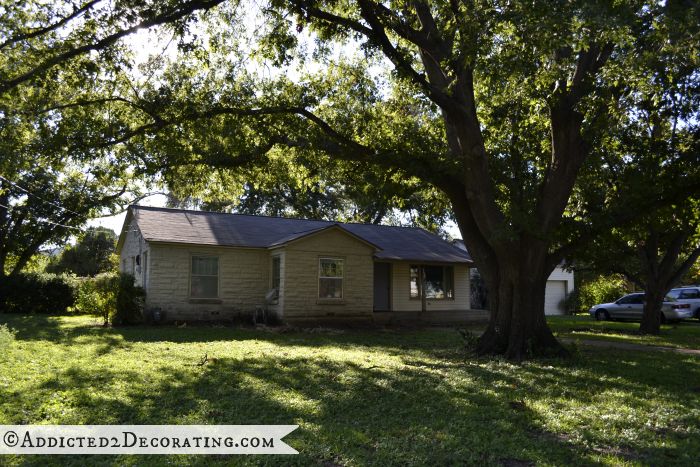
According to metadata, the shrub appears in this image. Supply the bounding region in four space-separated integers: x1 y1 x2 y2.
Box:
73 273 144 326
113 273 145 326
74 272 119 325
574 274 629 312
0 324 16 351
0 273 76 314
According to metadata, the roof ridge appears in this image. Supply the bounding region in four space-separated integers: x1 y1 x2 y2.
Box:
130 204 429 230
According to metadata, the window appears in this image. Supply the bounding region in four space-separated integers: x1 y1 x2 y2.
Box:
618 294 643 305
680 289 700 299
271 255 281 303
319 258 343 299
190 256 218 298
410 265 454 300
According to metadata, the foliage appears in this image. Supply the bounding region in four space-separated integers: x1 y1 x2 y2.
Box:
47 227 118 277
0 0 225 277
165 157 453 231
74 273 144 326
570 274 629 312
0 0 227 96
0 324 16 351
0 81 135 277
114 273 146 326
0 273 77 314
74 273 120 325
681 261 700 287
1 314 699 465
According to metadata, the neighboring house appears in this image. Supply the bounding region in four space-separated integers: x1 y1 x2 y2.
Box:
116 206 477 324
452 240 574 315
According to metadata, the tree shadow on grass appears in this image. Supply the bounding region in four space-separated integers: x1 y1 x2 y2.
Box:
3 315 699 465
2 354 605 466
1 314 467 362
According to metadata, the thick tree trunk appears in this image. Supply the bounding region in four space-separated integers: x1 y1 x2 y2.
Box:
639 288 666 335
474 249 568 360
447 188 568 360
636 228 700 335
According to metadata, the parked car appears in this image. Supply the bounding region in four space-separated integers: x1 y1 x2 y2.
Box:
588 293 693 322
667 286 700 320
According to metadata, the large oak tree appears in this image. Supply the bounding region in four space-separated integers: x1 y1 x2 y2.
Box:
5 1 699 359
128 0 697 358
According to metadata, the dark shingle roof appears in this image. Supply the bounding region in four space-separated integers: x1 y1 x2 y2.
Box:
123 205 472 264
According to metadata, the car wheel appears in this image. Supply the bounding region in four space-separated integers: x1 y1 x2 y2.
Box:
595 309 610 321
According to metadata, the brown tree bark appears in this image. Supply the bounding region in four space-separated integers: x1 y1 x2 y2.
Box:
640 287 666 335
637 228 700 335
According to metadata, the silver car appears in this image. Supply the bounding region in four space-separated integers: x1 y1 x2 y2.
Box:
667 286 700 320
588 293 694 322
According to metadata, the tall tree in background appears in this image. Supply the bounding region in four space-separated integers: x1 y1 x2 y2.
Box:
47 227 118 276
576 205 700 334
569 1 700 334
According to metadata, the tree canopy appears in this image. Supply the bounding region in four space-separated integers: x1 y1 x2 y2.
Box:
47 226 118 277
3 0 699 358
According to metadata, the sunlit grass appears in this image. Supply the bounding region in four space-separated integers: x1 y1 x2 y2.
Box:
548 315 700 350
0 315 698 466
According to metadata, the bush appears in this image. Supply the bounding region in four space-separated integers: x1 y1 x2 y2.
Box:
74 273 144 326
114 273 145 326
0 324 16 351
0 273 77 314
573 274 629 312
74 272 119 324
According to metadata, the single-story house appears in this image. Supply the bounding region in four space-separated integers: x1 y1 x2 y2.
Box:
116 205 480 324
452 239 574 315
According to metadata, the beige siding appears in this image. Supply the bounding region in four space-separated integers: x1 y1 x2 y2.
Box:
390 262 470 311
282 229 375 320
119 219 150 289
147 243 270 321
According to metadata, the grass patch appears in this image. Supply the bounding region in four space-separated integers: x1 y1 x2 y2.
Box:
0 315 699 466
548 315 700 350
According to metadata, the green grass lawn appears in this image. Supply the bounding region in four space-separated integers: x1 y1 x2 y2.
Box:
548 315 700 350
1 315 699 466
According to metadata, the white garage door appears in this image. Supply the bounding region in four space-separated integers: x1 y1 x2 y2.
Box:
544 280 567 315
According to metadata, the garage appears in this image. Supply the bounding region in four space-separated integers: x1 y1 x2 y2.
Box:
544 280 567 315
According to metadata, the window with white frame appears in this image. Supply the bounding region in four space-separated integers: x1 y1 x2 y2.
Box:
319 258 344 299
191 256 219 298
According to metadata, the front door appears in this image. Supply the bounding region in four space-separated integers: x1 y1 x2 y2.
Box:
373 262 391 311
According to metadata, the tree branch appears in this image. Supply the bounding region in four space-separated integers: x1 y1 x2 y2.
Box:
0 0 227 95
0 0 102 51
